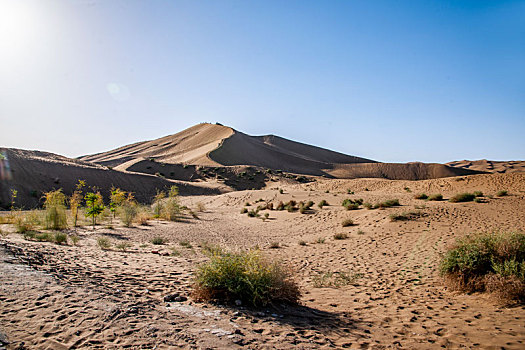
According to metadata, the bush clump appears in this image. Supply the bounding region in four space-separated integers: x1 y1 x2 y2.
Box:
473 191 484 197
440 231 525 302
449 193 476 203
414 193 428 200
341 218 354 227
342 198 363 210
389 211 424 222
496 190 508 197
427 194 443 201
317 200 328 208
334 232 349 240
192 249 301 306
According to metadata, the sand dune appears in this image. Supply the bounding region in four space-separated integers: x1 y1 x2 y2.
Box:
81 123 483 179
0 148 224 209
447 159 525 174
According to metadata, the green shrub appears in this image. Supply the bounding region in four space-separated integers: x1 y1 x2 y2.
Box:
363 202 373 210
315 237 325 244
70 235 80 246
97 237 111 250
377 199 400 208
43 190 68 230
427 194 443 201
318 200 328 208
414 193 428 200
152 237 167 245
180 240 192 248
497 190 508 197
440 231 525 301
192 250 301 306
342 198 362 210
341 218 354 227
247 209 259 218
449 193 475 203
54 232 68 245
334 232 349 240
119 200 138 227
240 208 248 214
473 191 484 197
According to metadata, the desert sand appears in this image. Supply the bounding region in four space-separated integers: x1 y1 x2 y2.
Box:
1 172 525 349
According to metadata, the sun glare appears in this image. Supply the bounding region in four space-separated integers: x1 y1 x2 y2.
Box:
0 0 41 60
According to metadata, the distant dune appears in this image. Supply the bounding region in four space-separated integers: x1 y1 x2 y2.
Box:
446 159 525 174
0 148 223 209
80 123 483 179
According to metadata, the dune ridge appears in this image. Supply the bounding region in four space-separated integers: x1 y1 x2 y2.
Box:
80 123 483 179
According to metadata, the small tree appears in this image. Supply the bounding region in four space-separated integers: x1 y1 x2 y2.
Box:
119 192 138 227
70 180 85 228
43 189 68 230
85 192 104 230
161 186 182 221
152 189 166 218
10 189 17 210
109 187 126 221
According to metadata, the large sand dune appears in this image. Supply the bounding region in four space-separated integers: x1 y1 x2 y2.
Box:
80 123 483 179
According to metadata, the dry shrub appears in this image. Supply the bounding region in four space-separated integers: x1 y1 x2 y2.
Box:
427 194 443 201
341 218 354 227
135 208 152 225
414 193 428 200
449 193 475 203
192 249 301 306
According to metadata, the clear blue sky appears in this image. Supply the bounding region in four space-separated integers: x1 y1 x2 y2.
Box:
1 0 524 163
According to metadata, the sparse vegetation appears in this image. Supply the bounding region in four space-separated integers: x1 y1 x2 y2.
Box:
196 202 206 212
180 240 192 248
192 249 301 306
116 242 132 252
414 193 428 200
315 237 326 244
43 189 68 230
389 211 424 222
70 235 80 245
119 193 138 227
449 193 475 203
85 192 105 229
269 241 280 249
357 229 365 235
473 191 484 197
313 271 363 288
334 232 349 240
317 199 328 208
427 194 443 201
152 236 167 245
342 198 363 210
377 199 400 208
54 232 68 245
240 207 248 214
497 190 508 197
70 180 85 227
341 218 354 227
298 240 307 246
440 231 525 302
97 237 112 250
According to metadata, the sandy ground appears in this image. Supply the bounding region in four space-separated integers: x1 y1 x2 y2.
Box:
1 173 525 349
